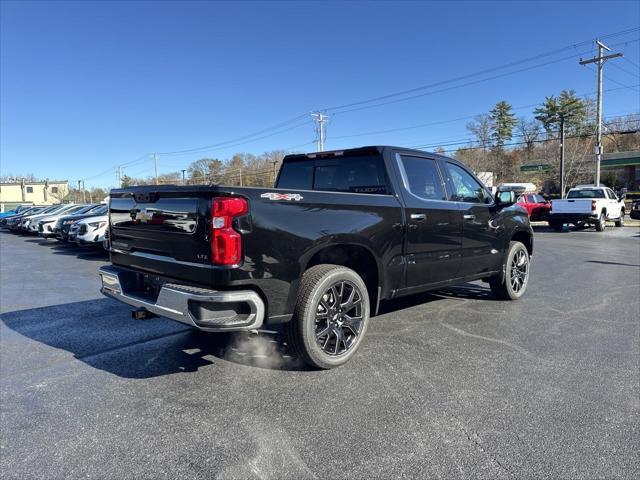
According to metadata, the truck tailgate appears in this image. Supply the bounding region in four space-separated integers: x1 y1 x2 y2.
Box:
109 190 213 283
551 199 592 214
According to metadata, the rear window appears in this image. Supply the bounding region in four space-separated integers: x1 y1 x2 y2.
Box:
278 155 389 194
567 189 605 199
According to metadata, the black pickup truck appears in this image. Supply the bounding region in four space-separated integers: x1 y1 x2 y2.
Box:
99 146 533 368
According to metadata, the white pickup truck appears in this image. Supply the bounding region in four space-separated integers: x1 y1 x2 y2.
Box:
549 185 626 231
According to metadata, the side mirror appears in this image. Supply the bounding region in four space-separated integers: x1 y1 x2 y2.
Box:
495 190 516 207
619 193 626 201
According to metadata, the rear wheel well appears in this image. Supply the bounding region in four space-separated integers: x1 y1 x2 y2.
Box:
306 245 380 314
511 230 533 256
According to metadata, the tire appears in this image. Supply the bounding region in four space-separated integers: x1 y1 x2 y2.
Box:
595 212 606 231
549 221 563 232
489 241 530 301
284 264 370 369
615 210 625 227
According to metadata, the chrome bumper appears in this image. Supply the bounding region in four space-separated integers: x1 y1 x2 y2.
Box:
98 265 265 332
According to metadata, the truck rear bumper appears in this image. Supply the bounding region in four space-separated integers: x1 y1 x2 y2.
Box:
98 265 265 332
548 213 598 224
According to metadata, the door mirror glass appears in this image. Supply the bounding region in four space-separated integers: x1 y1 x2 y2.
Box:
496 191 516 206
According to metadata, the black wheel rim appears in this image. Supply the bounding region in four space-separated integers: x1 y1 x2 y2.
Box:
314 281 363 356
510 249 529 293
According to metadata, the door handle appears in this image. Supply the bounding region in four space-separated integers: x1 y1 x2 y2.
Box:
410 213 427 222
463 214 476 220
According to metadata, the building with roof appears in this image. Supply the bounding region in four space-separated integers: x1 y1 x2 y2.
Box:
0 180 69 212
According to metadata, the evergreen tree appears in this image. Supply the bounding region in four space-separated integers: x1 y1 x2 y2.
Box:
490 101 516 149
534 90 588 137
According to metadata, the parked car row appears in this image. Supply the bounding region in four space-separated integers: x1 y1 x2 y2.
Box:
0 203 109 248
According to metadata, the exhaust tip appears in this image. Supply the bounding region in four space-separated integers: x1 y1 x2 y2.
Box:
132 308 157 320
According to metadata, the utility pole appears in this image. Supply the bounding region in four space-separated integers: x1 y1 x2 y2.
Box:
579 40 623 186
311 112 330 152
152 153 159 185
272 160 278 185
559 116 565 198
81 180 86 203
181 169 187 185
77 180 82 202
116 167 121 188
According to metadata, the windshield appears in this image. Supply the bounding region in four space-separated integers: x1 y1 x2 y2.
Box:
86 205 106 214
37 206 60 214
74 204 98 214
567 189 605 199
65 205 86 214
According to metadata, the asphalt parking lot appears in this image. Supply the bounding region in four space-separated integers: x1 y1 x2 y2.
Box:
1 228 639 479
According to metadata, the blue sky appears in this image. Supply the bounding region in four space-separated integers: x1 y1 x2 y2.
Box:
1 0 639 188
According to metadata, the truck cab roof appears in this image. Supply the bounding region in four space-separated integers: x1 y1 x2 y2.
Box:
283 145 461 164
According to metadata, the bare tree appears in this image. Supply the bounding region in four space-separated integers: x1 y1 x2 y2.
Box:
517 117 542 160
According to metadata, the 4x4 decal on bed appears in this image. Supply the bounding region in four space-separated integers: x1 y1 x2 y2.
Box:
260 192 304 201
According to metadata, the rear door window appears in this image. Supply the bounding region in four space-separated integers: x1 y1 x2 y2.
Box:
398 155 446 200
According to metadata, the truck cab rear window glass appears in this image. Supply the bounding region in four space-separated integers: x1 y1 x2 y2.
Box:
399 156 445 200
26 187 33 193
277 162 313 190
313 156 388 194
444 162 487 203
567 189 605 199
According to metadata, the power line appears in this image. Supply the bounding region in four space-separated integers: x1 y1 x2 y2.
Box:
327 41 639 117
81 28 639 184
321 27 639 114
156 114 309 156
433 129 637 155
157 119 312 158
410 112 639 150
622 56 640 69
609 61 640 79
329 85 638 142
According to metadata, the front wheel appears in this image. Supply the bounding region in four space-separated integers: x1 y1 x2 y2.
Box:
615 211 625 227
284 264 370 369
489 241 530 300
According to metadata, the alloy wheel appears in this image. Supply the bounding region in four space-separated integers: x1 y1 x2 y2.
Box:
510 249 529 293
314 281 363 355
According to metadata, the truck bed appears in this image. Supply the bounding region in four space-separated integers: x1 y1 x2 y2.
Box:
108 184 403 319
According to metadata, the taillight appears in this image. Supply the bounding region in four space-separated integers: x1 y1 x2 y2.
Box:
591 200 597 211
211 197 248 265
549 201 552 212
